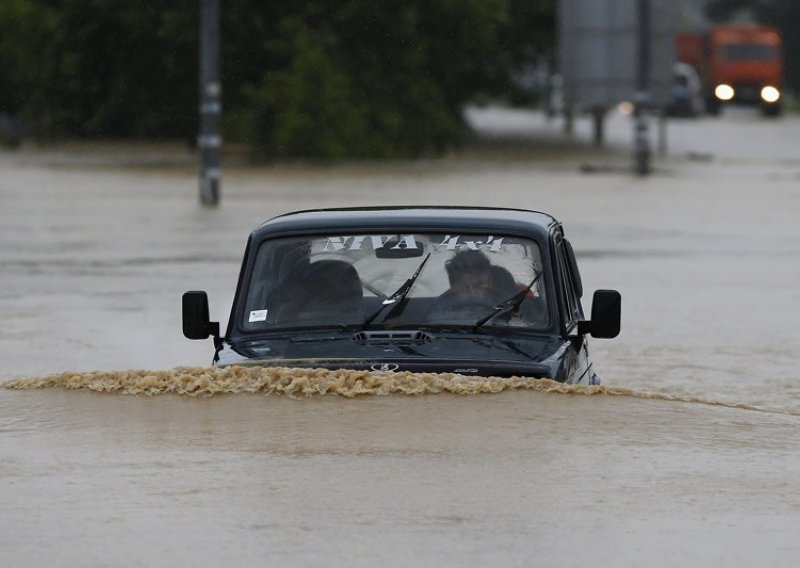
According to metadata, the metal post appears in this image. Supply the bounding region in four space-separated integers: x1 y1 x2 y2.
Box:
592 108 605 146
564 106 574 136
657 107 668 156
199 0 221 206
633 0 651 176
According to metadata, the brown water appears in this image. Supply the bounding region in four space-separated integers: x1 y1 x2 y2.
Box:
2 108 800 566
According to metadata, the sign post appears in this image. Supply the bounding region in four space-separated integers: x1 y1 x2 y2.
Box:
199 0 221 206
634 0 652 175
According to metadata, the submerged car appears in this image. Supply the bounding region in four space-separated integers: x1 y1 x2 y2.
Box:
182 207 621 384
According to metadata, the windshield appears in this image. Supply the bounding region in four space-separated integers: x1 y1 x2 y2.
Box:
241 232 549 331
718 43 778 61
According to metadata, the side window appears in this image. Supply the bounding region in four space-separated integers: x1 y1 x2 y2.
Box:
555 239 582 329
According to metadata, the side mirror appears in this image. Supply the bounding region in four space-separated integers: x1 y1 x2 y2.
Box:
182 291 214 340
579 289 621 339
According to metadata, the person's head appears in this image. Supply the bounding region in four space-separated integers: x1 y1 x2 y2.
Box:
445 250 493 299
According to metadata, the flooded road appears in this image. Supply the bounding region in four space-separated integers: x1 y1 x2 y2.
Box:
2 108 800 565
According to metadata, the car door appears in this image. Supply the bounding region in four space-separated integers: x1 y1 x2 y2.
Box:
552 230 593 384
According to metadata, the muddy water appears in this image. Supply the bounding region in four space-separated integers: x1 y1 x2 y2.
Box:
2 109 800 565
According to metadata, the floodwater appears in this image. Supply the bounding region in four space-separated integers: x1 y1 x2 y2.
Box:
2 108 800 566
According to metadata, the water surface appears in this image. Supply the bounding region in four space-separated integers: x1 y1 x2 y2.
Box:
2 109 800 565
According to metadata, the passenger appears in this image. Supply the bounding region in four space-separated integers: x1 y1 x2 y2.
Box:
490 264 544 325
490 265 517 300
276 260 363 324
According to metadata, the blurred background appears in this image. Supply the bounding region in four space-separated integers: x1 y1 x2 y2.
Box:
0 0 797 159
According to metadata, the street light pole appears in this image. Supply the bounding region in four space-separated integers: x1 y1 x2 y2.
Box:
199 0 221 205
633 0 651 176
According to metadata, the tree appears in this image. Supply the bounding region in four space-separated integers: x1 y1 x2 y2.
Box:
0 0 197 138
0 0 558 157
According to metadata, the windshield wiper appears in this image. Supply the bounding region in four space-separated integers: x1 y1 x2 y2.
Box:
361 253 431 327
473 270 543 330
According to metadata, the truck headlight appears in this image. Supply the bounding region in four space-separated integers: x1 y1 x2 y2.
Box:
760 86 780 103
714 84 735 101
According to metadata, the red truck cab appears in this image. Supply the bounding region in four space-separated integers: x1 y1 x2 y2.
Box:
677 25 784 116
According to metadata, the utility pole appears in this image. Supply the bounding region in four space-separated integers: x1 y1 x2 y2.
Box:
633 0 652 176
199 0 221 205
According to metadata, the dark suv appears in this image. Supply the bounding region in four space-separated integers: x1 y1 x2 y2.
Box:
183 206 621 384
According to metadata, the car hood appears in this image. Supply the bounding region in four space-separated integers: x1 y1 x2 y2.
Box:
216 329 569 378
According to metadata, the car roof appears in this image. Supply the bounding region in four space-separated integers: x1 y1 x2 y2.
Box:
252 206 560 241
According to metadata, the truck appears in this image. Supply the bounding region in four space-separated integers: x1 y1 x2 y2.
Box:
677 24 784 116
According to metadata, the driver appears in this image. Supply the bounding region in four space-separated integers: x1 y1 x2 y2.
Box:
444 249 494 300
430 250 524 323
432 249 546 326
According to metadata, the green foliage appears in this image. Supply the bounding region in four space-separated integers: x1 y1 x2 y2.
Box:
238 6 474 158
0 0 555 157
243 18 380 158
0 0 197 138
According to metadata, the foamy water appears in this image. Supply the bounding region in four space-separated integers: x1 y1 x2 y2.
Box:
2 366 777 415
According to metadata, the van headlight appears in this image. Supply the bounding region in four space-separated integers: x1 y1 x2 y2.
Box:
714 84 735 101
760 86 780 104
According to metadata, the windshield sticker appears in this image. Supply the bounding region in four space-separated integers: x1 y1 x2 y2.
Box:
248 309 268 322
436 235 504 252
320 234 506 253
322 235 420 251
